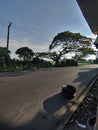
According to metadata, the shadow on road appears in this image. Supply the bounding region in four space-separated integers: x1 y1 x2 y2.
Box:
73 67 98 88
0 66 98 130
0 72 24 77
0 93 69 130
0 111 61 130
43 93 68 114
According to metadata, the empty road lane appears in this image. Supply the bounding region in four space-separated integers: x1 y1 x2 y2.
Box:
0 65 98 130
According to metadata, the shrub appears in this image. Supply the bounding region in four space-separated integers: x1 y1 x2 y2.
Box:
93 59 98 64
59 59 78 67
32 57 53 68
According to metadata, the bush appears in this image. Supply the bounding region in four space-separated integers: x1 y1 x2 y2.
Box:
32 57 53 68
93 59 98 64
59 59 78 67
59 59 66 67
66 59 78 66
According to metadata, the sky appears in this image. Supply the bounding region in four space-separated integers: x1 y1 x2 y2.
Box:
0 0 97 58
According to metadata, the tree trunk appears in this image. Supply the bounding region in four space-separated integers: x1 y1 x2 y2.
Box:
55 59 59 66
55 55 61 67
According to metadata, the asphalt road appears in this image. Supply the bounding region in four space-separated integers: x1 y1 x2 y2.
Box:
0 65 98 130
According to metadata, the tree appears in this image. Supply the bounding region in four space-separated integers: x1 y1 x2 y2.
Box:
0 47 11 70
15 47 34 61
72 47 95 61
35 52 49 58
15 47 34 69
49 31 92 66
35 52 58 64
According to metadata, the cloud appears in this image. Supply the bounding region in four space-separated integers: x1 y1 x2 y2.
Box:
0 39 49 58
86 34 97 51
87 34 97 39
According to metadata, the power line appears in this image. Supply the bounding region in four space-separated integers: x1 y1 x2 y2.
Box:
0 21 8 27
0 17 10 24
0 17 36 34
0 18 25 32
0 17 40 45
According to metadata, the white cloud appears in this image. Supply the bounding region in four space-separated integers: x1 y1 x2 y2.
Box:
83 54 96 60
0 39 49 58
87 34 97 51
87 34 97 40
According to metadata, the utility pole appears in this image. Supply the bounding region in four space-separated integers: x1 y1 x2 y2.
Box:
7 22 12 50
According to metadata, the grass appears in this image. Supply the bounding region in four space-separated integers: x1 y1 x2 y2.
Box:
78 62 92 66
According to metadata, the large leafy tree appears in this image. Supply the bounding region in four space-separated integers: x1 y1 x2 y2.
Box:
35 52 58 63
49 31 93 65
15 47 34 61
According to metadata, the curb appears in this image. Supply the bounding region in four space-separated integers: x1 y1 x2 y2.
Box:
54 74 98 130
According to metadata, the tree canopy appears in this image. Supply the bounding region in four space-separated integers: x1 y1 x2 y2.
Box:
49 31 93 65
0 47 10 59
15 47 34 61
35 52 58 62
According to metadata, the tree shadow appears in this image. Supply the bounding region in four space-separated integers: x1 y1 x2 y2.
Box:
0 72 24 77
0 119 13 130
0 93 71 130
73 67 98 88
0 66 98 130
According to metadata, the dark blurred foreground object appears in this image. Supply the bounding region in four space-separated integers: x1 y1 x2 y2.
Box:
76 0 98 48
62 85 76 100
76 1 98 130
87 115 96 130
94 35 98 49
76 0 98 49
76 0 98 34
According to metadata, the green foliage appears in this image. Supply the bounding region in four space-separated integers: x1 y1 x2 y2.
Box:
72 47 95 61
49 31 91 50
78 62 91 66
0 47 11 70
59 59 78 67
32 57 53 68
48 52 58 61
36 51 59 64
35 52 49 58
15 47 34 61
0 47 10 59
49 30 93 66
78 47 95 59
93 59 98 64
65 59 78 66
15 47 35 69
